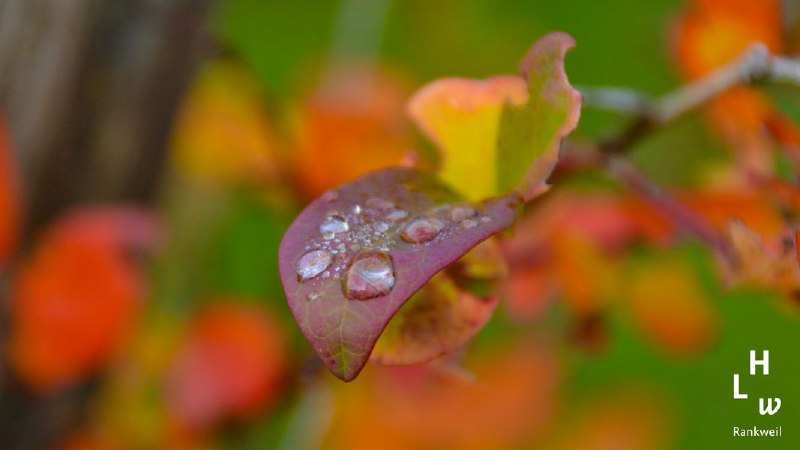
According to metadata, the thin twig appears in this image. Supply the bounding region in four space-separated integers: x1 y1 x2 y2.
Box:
586 43 800 154
577 86 653 115
583 43 800 123
604 155 738 264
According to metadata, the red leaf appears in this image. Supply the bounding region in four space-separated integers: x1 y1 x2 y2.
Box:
165 303 287 431
278 168 518 380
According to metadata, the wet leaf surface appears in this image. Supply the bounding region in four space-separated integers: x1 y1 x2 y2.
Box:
278 168 518 380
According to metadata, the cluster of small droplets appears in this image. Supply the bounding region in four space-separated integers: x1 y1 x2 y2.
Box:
296 191 495 302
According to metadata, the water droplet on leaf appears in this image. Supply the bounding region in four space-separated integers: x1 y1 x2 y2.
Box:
320 214 349 238
448 204 477 222
343 252 395 300
462 219 478 229
401 217 444 244
296 249 333 281
321 190 339 202
351 205 362 214
365 197 395 210
385 209 408 221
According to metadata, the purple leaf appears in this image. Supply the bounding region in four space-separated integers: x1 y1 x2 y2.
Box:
278 168 518 381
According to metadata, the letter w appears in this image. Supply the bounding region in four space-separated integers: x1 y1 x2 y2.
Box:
759 398 781 415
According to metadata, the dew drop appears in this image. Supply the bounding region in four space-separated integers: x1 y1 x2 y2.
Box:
351 204 362 214
321 190 339 202
448 204 477 222
385 209 408 221
320 214 349 238
322 270 331 278
296 249 332 282
401 217 445 243
374 222 390 233
480 216 492 223
306 291 320 301
461 218 478 229
366 197 395 210
343 252 395 300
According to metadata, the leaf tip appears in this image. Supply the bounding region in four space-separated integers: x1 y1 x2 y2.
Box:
519 31 577 81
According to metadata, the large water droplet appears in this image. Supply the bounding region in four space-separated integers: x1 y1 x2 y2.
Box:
320 214 349 238
296 249 333 281
343 252 395 300
366 197 395 210
401 217 444 243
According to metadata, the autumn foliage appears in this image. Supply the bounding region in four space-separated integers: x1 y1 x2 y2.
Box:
0 1 799 449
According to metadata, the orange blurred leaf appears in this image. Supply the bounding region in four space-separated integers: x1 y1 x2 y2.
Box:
672 0 786 171
325 343 560 450
9 208 152 391
625 254 720 356
724 220 800 296
292 67 415 199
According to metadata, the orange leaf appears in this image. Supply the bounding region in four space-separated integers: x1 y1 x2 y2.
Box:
9 209 148 391
292 67 415 199
673 0 783 79
552 232 619 317
672 0 786 170
556 387 674 450
625 255 720 356
325 343 560 450
724 220 800 296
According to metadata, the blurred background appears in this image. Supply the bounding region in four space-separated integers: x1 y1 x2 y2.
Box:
0 0 799 449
